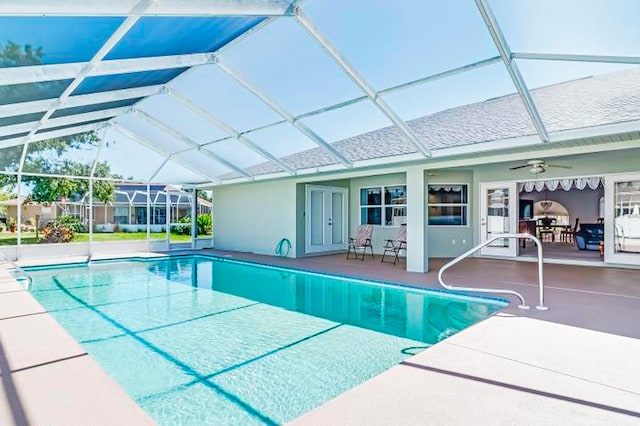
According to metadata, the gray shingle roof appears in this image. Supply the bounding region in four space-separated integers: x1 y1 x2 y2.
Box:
221 67 640 180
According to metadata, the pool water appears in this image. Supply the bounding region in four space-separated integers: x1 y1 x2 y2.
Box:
27 255 505 425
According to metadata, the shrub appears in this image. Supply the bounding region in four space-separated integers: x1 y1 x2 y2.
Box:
197 213 212 235
40 224 74 243
171 216 191 235
56 214 86 233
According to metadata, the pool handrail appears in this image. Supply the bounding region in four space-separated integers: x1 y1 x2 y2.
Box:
437 233 548 311
0 252 33 291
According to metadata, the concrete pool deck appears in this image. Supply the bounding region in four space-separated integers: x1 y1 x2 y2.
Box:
0 256 155 426
0 250 639 425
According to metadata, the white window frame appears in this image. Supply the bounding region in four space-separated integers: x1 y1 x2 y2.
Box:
113 206 129 225
359 184 407 227
427 183 469 227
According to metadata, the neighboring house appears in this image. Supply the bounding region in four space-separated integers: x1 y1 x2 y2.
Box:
0 184 212 232
211 68 640 269
75 184 212 232
0 198 59 227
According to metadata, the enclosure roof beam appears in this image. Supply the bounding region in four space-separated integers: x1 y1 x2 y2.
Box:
0 121 109 150
201 56 502 148
149 155 173 182
134 108 253 179
0 0 292 17
0 85 164 119
474 0 549 143
111 122 220 183
0 106 131 138
216 58 353 167
293 6 431 157
17 0 157 177
512 52 640 65
0 53 218 86
166 87 296 175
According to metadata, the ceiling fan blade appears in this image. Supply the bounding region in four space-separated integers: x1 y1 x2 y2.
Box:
509 165 529 170
547 164 573 169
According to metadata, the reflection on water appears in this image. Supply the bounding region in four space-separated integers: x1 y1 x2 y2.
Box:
149 257 503 345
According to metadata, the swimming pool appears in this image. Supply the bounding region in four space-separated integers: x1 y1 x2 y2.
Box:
27 255 505 425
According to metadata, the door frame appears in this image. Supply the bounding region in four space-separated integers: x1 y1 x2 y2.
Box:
305 185 349 254
604 173 640 265
479 181 518 257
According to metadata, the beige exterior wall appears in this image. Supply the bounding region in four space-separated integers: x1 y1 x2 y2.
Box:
213 142 640 263
6 204 57 225
213 180 297 257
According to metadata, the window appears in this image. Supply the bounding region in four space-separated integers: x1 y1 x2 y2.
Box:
614 180 640 255
113 206 129 224
428 184 468 226
152 207 166 225
360 185 407 226
134 207 147 225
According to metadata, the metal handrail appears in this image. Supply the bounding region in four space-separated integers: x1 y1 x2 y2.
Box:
0 252 33 291
437 233 548 311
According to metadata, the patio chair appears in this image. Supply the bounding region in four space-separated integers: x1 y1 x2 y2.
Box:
347 225 374 260
381 224 407 265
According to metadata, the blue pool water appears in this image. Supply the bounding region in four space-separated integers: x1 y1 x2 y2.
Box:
27 255 505 425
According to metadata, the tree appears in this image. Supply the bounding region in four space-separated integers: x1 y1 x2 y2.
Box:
24 161 117 205
0 41 118 203
0 41 104 190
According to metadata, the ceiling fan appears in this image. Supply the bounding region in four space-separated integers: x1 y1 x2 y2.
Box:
509 159 573 174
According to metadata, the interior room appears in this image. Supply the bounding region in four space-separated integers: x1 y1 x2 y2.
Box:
518 177 604 261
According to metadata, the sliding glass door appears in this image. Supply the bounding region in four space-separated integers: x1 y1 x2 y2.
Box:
605 174 640 265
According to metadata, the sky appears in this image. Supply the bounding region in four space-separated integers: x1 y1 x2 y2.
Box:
1 0 640 183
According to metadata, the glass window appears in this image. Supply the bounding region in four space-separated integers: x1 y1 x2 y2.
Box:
428 184 468 226
360 185 407 226
113 206 129 225
614 180 640 255
151 206 166 225
360 187 382 206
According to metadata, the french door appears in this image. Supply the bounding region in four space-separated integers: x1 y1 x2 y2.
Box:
305 185 348 254
604 173 640 266
479 182 518 257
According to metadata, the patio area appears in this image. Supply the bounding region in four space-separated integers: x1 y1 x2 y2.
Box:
0 0 639 424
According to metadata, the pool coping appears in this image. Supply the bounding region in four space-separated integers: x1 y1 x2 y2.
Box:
0 262 156 426
21 252 510 306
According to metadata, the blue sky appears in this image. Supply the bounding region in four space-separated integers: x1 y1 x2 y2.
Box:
2 0 640 183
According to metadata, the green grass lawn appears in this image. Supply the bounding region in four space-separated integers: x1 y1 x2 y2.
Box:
0 231 201 246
